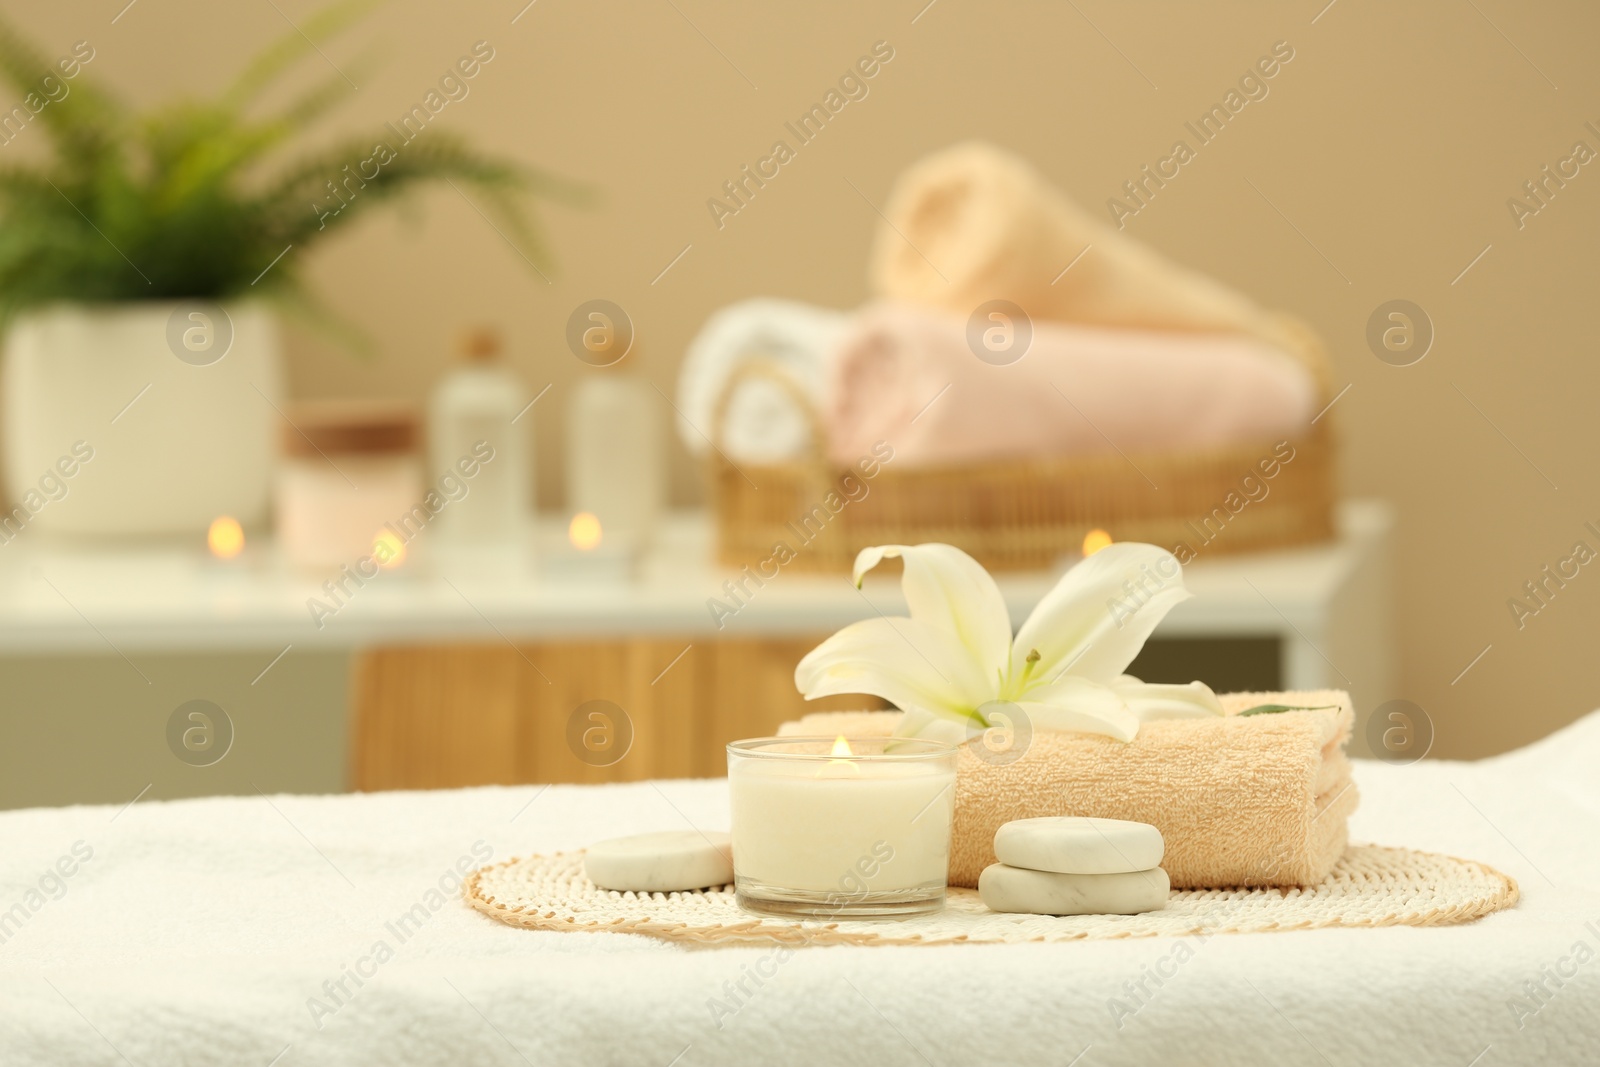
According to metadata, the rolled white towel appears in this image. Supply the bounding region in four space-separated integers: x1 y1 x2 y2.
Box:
676 298 849 463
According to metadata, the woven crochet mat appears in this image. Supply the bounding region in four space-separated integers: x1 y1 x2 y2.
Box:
465 843 1518 947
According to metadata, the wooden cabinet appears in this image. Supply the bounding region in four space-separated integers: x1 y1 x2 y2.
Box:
351 637 881 789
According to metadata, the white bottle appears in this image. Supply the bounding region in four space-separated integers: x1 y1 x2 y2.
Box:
566 374 663 549
428 328 530 545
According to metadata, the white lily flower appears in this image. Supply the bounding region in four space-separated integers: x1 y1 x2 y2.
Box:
1108 675 1227 722
794 542 1224 743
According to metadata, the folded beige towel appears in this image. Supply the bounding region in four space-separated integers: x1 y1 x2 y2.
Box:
779 690 1358 890
868 141 1327 388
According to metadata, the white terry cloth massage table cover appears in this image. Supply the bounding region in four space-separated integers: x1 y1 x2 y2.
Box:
2 712 1599 1065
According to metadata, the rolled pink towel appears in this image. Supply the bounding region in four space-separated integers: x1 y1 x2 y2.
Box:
824 301 1317 468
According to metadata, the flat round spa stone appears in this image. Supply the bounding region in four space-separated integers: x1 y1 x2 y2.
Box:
993 817 1163 875
583 831 733 893
978 863 1170 916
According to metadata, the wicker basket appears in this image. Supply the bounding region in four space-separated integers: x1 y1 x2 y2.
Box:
709 359 1336 572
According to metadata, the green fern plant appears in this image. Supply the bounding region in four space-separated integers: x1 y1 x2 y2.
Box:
0 1 581 339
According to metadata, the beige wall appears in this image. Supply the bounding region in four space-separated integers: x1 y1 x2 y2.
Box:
14 0 1600 757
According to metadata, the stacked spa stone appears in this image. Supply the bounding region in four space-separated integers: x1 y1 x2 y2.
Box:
978 817 1169 916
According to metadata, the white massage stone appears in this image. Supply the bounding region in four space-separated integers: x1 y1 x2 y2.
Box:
993 816 1164 875
584 831 733 893
978 863 1170 916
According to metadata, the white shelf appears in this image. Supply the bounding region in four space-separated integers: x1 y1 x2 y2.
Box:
0 500 1391 658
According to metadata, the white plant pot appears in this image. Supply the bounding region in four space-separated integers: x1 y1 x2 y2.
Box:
1 301 284 537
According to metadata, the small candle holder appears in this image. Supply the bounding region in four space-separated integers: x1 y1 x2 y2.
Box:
541 511 637 583
727 736 958 919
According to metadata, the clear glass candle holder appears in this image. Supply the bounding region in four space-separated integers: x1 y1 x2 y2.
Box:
727 736 958 919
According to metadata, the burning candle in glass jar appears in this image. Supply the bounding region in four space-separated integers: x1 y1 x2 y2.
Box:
727 735 957 918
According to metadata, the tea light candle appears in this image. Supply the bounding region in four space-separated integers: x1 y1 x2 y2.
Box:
727 736 957 918
541 510 636 583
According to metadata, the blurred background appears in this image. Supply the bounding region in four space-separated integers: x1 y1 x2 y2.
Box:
2 0 1597 809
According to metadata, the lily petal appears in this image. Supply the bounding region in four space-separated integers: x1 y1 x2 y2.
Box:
853 543 1013 684
795 615 992 716
1110 674 1225 722
1008 675 1141 741
892 706 972 744
1011 694 1139 742
1011 542 1191 687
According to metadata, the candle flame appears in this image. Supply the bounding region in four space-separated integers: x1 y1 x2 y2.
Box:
830 735 853 757
207 516 244 559
1082 528 1113 557
374 529 407 569
569 511 603 551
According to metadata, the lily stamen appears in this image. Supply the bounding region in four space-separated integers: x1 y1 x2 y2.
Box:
1018 648 1042 690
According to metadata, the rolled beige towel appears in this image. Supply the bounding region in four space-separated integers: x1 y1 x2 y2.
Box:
868 141 1327 389
779 689 1357 890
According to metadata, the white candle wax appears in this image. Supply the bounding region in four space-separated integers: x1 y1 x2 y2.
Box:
728 739 956 907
